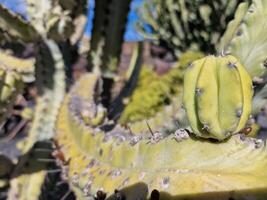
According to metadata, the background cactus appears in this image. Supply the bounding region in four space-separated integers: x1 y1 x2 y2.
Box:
137 0 249 57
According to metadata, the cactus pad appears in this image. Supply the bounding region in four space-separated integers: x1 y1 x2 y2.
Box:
183 55 253 140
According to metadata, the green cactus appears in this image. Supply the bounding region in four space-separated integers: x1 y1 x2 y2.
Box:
55 72 267 200
183 55 253 140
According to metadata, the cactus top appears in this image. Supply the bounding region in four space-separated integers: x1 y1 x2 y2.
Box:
183 55 253 140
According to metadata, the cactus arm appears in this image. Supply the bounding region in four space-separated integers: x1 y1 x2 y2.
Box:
218 2 249 52
0 4 38 42
220 0 267 78
57 0 88 44
0 50 34 83
56 73 267 199
88 0 132 76
22 40 65 152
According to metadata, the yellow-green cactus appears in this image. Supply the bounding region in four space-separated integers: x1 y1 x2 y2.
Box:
183 55 253 140
56 73 267 200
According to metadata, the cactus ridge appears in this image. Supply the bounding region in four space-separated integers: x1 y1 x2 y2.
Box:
56 73 267 199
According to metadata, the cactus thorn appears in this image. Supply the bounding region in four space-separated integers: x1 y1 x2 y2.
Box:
227 61 237 68
161 176 170 189
60 190 72 200
72 172 79 186
195 88 203 96
236 108 243 117
146 121 154 136
202 123 210 131
255 139 264 149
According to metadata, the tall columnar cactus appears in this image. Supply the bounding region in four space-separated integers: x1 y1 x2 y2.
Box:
183 55 253 140
88 0 132 76
137 0 247 56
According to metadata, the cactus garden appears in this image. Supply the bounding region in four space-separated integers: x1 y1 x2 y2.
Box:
0 0 267 199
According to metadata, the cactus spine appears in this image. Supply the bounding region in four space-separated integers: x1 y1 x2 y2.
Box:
183 55 253 140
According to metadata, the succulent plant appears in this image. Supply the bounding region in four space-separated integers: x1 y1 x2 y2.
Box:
219 0 267 114
1 0 267 199
183 55 253 140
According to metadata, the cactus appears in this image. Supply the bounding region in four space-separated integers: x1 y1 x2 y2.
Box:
219 0 267 114
219 0 267 78
88 0 132 76
183 55 253 140
55 72 267 199
137 0 247 57
1 0 267 199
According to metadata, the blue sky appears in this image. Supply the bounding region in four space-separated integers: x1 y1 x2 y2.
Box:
0 0 145 41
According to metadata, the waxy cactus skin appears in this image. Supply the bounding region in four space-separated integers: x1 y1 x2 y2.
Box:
183 55 253 140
